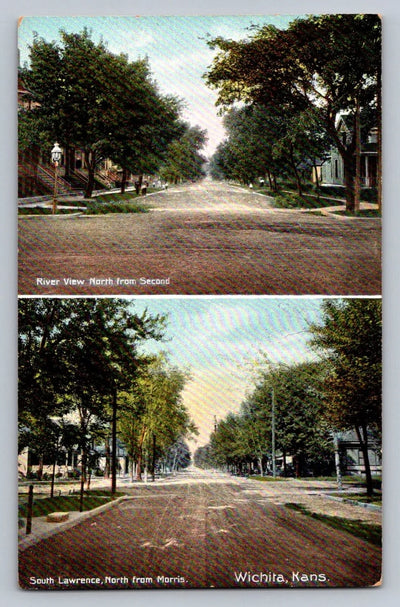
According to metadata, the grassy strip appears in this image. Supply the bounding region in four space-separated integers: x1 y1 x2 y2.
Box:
305 475 382 490
256 186 379 212
18 207 82 215
18 200 149 215
94 188 157 203
85 201 149 214
285 503 381 546
332 209 381 218
18 490 124 518
330 492 382 506
252 476 288 482
268 191 344 210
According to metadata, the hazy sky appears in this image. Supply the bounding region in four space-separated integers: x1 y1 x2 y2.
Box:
18 15 295 157
130 296 324 450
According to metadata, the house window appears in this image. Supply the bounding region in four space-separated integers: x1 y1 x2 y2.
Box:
335 159 339 179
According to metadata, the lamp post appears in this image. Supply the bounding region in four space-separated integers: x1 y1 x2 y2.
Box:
51 142 62 214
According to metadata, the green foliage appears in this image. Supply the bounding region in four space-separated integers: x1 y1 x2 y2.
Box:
18 299 167 476
198 359 334 477
118 354 197 479
21 30 188 196
205 14 381 210
284 503 381 546
19 492 123 518
85 201 149 215
308 299 382 496
160 124 207 183
308 299 382 433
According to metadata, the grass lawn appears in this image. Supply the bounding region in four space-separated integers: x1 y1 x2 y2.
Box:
332 209 381 218
254 185 379 214
18 207 83 215
18 489 124 518
260 190 345 210
252 476 288 482
285 503 382 546
18 198 149 215
330 492 382 506
85 200 149 214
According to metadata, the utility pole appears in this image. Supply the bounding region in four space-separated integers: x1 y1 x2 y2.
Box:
271 388 276 478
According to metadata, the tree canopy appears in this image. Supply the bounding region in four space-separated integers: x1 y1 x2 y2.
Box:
18 299 198 491
20 29 202 197
205 14 381 210
308 298 382 494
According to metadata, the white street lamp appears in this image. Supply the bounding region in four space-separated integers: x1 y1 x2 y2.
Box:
51 142 62 214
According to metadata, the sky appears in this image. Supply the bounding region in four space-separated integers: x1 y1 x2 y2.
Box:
128 296 324 450
17 15 296 157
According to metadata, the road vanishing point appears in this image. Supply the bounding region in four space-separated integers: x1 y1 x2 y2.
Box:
18 180 381 296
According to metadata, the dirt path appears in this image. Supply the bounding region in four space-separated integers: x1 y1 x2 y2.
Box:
18 180 381 296
18 471 381 590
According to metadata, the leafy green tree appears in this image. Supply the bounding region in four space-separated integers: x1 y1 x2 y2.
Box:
118 354 197 481
18 298 166 495
308 299 382 495
249 361 333 477
205 14 381 211
203 360 332 478
22 30 187 197
97 55 184 193
160 124 207 183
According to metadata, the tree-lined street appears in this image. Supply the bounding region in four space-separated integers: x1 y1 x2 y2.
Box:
18 468 381 590
18 180 381 296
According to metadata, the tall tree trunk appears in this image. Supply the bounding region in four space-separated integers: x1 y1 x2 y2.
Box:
136 450 143 481
120 167 128 194
79 448 87 512
50 456 56 499
151 434 156 482
84 150 96 198
135 428 147 481
289 144 303 196
355 424 374 497
111 387 117 494
377 70 382 211
343 152 356 213
104 437 110 479
37 455 44 481
354 99 361 213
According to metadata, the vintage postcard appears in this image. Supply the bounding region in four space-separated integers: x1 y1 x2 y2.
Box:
18 296 382 590
17 13 382 593
18 15 381 296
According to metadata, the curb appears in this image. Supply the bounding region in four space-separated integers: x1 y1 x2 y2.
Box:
18 212 85 219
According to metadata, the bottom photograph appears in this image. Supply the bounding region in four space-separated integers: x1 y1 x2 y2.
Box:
18 296 382 590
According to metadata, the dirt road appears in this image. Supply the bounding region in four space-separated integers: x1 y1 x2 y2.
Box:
18 180 381 296
18 469 381 590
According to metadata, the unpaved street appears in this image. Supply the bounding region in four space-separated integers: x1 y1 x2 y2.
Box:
19 469 381 590
18 180 381 295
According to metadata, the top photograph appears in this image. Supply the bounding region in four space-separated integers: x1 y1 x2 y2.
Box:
18 14 381 296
